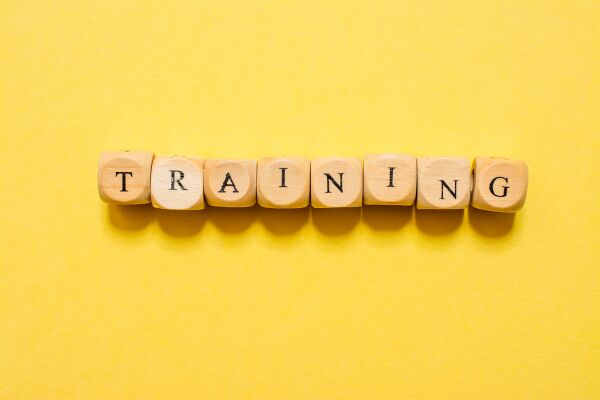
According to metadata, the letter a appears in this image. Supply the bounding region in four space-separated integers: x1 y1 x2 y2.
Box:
219 172 239 193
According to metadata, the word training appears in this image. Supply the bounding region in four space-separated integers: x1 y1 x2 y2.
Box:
98 152 528 212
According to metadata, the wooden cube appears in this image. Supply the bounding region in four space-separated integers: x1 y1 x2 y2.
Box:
98 151 153 204
151 156 205 210
204 159 256 207
311 157 362 208
471 157 528 212
257 157 310 208
363 154 416 205
417 157 470 209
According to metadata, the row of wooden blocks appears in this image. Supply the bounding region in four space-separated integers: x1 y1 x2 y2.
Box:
98 152 528 212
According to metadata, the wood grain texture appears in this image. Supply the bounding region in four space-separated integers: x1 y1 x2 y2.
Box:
257 157 310 208
151 156 205 210
416 157 470 210
98 151 153 204
204 159 256 207
471 157 528 212
311 157 362 208
363 154 416 205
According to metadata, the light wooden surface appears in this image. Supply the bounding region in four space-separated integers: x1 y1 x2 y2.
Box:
204 159 257 207
97 151 153 204
311 157 363 208
363 153 416 205
151 156 205 210
416 157 470 209
471 157 528 212
257 157 310 208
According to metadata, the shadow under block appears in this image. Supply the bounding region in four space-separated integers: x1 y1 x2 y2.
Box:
311 157 363 208
471 157 528 212
98 151 154 204
417 157 470 210
363 154 417 205
204 159 257 207
151 156 205 210
257 157 310 208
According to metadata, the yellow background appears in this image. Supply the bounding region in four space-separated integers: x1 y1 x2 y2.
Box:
1 1 599 398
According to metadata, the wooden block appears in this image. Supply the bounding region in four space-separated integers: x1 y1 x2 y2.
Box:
363 153 416 205
150 156 205 210
417 157 470 209
311 157 362 208
257 157 310 208
204 159 257 207
98 151 153 204
471 157 528 212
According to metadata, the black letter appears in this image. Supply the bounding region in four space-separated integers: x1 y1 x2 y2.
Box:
218 173 239 193
439 179 458 200
489 176 509 197
115 171 133 192
387 167 396 188
170 170 187 190
279 167 288 188
324 173 344 193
